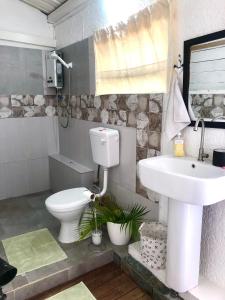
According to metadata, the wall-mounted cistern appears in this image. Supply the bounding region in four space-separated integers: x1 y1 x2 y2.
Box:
193 118 209 161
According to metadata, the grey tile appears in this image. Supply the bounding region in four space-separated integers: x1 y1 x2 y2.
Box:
149 99 162 113
71 107 82 119
117 95 130 110
61 39 90 95
102 95 118 111
136 147 148 161
111 244 128 259
11 275 28 290
88 37 96 95
109 110 119 125
138 95 149 112
11 107 24 118
127 111 137 127
87 108 101 122
26 260 69 283
0 46 43 95
137 129 149 148
136 112 149 130
2 281 15 300
3 284 16 300
149 113 162 132
4 290 14 300
44 95 57 107
117 110 127 126
15 269 68 300
136 177 148 198
2 281 13 294
68 250 113 280
148 131 161 150
0 241 6 260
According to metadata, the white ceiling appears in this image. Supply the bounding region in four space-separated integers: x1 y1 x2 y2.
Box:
20 0 67 15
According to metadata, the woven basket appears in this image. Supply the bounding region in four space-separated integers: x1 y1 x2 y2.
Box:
139 222 167 270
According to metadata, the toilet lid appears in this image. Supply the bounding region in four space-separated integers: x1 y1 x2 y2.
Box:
45 187 91 211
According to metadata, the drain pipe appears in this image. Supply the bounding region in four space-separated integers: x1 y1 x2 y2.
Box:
94 167 108 198
83 167 108 200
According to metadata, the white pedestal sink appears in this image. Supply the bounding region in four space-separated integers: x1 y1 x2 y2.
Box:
138 155 225 293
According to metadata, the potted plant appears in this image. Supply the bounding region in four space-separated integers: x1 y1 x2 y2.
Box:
80 195 149 246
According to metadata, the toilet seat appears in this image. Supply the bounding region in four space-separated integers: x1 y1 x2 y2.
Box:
46 187 91 212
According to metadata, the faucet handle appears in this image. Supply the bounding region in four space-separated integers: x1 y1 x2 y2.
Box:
202 153 209 160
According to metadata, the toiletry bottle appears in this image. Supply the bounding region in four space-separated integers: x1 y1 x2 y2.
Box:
174 132 185 157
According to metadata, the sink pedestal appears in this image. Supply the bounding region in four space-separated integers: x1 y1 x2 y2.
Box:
138 155 225 293
166 199 203 293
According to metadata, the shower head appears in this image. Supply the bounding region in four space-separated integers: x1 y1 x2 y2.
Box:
50 51 73 69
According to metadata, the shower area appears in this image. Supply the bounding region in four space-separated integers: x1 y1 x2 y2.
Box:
0 27 110 300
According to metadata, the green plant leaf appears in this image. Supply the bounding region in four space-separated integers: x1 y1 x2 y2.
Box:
79 194 149 241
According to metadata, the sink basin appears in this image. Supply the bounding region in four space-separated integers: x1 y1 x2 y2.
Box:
138 155 225 293
138 155 225 206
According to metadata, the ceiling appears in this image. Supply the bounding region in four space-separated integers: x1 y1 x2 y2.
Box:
20 0 68 15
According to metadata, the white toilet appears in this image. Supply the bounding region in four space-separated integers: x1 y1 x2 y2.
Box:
45 127 119 243
45 187 91 243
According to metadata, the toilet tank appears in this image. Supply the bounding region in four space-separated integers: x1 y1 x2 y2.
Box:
89 127 119 168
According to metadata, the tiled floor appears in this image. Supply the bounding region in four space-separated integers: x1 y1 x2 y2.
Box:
0 191 128 300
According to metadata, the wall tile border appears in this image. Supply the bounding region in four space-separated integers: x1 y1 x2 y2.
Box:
190 94 225 119
0 95 57 118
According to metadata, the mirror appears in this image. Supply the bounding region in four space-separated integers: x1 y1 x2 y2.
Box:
183 29 225 128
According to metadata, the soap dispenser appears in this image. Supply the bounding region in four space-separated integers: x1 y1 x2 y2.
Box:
174 132 185 157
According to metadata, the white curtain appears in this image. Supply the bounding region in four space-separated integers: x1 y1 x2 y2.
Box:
94 0 169 95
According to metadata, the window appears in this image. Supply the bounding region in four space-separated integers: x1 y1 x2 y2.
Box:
94 0 169 95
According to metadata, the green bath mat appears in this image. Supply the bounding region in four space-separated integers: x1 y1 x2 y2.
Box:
2 228 67 275
47 282 96 300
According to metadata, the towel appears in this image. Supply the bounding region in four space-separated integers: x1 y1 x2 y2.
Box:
165 68 191 141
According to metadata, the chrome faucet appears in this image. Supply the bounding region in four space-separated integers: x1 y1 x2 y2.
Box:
193 118 209 161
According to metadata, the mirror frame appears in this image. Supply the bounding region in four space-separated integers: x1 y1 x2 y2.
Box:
183 29 225 129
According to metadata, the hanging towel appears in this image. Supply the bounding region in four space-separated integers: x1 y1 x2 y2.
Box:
165 68 191 141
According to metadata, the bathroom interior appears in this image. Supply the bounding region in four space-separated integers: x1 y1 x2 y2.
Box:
0 0 225 299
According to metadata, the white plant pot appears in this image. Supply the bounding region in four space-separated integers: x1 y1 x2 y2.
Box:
107 222 131 245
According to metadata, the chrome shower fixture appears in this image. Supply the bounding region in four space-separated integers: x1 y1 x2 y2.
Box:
50 51 73 69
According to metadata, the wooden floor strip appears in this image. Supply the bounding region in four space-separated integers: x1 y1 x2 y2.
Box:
30 262 152 300
91 273 137 299
118 287 152 300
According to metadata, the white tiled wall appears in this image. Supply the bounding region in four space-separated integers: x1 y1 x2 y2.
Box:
0 117 59 199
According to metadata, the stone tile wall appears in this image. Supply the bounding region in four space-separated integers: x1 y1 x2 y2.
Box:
58 93 163 198
0 95 57 118
190 94 225 119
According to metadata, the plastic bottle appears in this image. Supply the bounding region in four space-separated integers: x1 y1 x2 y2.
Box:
174 132 185 157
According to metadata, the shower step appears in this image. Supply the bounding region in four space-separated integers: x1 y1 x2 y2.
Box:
3 239 113 300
